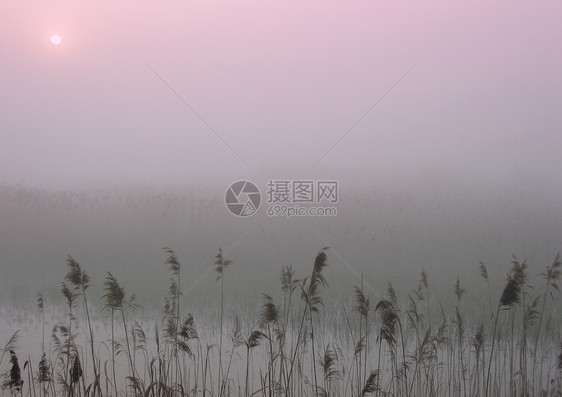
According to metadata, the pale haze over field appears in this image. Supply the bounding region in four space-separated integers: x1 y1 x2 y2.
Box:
1 1 561 300
1 1 561 188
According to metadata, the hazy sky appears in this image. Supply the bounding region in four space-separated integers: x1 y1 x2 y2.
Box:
1 1 561 189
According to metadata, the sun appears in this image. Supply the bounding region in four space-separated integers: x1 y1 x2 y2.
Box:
50 35 62 45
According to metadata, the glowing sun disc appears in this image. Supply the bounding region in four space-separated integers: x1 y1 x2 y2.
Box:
50 35 62 45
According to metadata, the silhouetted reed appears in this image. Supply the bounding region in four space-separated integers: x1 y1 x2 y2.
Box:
2 249 561 397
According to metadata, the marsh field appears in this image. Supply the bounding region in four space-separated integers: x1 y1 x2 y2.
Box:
1 183 561 397
3 0 562 395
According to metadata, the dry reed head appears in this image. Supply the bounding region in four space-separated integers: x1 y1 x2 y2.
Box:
61 282 76 308
2 350 23 392
2 331 19 355
313 248 329 275
280 265 299 292
540 252 561 291
407 295 422 329
454 276 465 301
375 299 398 341
103 272 125 310
522 296 541 332
302 248 329 312
479 262 488 280
179 314 198 341
133 322 147 351
163 247 180 276
386 282 397 306
354 286 370 317
320 345 340 382
246 330 266 349
472 324 484 356
421 269 428 290
498 257 530 307
361 370 380 396
38 353 51 382
354 337 366 357
510 256 528 287
259 294 278 326
36 292 44 313
500 275 521 307
70 354 82 384
229 316 244 347
214 247 232 278
65 255 89 290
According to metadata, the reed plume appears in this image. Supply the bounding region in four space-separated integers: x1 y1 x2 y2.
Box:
0 331 20 370
260 294 279 326
354 283 370 392
245 331 266 397
65 255 101 396
376 297 401 395
162 247 184 389
38 353 51 383
479 262 488 280
70 354 82 385
103 272 125 395
454 276 465 304
286 248 329 397
486 260 525 397
306 249 329 397
2 350 23 393
36 293 45 355
361 370 380 396
532 253 561 392
319 345 340 396
479 261 493 314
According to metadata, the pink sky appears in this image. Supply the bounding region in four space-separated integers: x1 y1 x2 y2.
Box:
1 1 561 188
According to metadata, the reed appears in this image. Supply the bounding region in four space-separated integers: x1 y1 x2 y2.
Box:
1 248 561 397
214 247 232 397
65 256 102 396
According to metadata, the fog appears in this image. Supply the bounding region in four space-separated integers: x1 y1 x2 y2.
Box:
1 1 561 188
1 179 561 310
1 0 562 305
2 4 562 395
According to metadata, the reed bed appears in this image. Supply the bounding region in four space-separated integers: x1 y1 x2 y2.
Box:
1 249 561 397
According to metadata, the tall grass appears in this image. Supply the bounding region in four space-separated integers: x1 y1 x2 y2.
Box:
1 250 561 397
65 256 102 396
214 247 232 397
